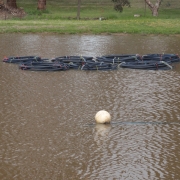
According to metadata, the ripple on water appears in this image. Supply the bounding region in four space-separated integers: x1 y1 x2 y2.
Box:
1 34 180 180
80 123 179 180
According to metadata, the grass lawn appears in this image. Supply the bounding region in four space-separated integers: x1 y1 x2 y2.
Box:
0 2 180 35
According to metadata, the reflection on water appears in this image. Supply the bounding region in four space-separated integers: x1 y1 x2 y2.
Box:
94 124 112 145
0 34 180 180
1 34 180 58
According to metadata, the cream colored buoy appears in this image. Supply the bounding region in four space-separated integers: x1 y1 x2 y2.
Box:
95 110 111 124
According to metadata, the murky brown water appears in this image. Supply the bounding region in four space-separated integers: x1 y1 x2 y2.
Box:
0 34 180 180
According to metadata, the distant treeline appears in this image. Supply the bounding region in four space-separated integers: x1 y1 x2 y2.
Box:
16 0 180 8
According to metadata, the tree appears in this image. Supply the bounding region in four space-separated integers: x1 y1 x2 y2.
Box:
0 0 25 18
145 0 162 16
6 0 17 8
37 0 46 10
77 0 81 20
0 0 4 7
112 0 130 12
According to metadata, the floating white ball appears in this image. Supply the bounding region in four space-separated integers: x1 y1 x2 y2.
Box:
95 110 111 124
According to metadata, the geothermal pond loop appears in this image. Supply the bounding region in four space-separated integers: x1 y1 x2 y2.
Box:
2 53 180 71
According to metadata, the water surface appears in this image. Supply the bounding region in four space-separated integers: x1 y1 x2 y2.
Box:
0 34 180 180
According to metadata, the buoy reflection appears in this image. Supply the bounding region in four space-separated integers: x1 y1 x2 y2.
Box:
94 124 112 146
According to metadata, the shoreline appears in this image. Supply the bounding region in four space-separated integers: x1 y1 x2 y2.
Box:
0 18 180 35
1 31 180 36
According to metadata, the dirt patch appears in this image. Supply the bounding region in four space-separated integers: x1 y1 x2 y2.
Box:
0 9 13 20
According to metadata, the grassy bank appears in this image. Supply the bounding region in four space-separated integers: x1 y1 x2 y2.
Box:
0 3 180 35
1 18 180 35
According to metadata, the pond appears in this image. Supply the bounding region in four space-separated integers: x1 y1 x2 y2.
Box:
0 34 180 180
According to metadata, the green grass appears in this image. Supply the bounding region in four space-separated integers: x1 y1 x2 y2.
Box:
1 18 180 35
0 1 180 35
17 4 180 20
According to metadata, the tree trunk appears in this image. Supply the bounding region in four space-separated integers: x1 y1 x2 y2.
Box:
77 0 81 20
152 6 159 16
145 0 162 17
0 0 25 18
7 0 17 9
37 0 46 10
0 0 4 7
